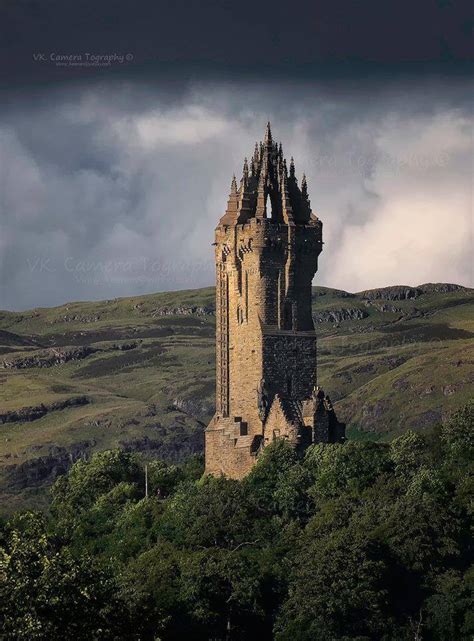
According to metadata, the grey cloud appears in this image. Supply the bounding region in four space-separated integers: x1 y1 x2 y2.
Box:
0 79 471 310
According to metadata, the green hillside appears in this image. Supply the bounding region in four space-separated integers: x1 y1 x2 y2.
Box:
0 283 472 513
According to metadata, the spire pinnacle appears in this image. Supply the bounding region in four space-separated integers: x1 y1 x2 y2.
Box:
289 157 295 178
242 157 249 182
264 121 272 145
301 173 308 196
219 173 240 224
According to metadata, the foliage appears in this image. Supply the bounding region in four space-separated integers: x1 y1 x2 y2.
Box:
0 404 472 640
0 512 134 640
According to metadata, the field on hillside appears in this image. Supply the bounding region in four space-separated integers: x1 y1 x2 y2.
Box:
0 283 472 513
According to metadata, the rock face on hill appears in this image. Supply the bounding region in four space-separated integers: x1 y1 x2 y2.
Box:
2 347 98 369
4 441 95 490
359 283 469 301
418 283 468 294
313 288 354 299
0 330 38 347
358 286 422 300
151 305 214 317
313 308 368 323
0 397 89 424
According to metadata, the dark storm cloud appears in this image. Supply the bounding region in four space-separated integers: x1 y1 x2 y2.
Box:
1 0 472 89
0 77 471 310
0 1 471 309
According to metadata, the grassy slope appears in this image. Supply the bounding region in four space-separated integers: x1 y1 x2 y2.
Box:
0 284 472 513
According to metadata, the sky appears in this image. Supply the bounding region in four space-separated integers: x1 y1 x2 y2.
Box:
0 0 472 310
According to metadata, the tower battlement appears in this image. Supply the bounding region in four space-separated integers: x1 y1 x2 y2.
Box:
205 124 345 478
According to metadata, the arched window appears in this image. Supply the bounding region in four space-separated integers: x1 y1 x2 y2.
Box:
265 193 272 219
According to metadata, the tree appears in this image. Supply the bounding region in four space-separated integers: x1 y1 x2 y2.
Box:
441 401 474 466
50 450 143 529
305 441 391 501
179 547 270 640
275 528 394 641
0 512 133 640
425 568 474 641
159 476 257 549
390 431 430 479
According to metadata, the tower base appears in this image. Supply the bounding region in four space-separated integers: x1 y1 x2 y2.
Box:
205 391 345 479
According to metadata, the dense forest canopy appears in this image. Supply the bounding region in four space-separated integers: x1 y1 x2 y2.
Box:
1 403 473 640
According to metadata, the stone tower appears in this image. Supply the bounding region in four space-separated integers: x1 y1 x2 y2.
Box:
205 123 345 478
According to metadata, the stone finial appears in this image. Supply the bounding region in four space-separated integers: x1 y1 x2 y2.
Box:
301 174 310 201
230 174 238 196
251 144 260 177
222 174 239 220
242 157 249 183
264 121 272 145
253 142 259 164
289 156 295 179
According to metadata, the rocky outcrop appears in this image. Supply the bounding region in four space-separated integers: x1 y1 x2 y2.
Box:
352 363 375 374
442 384 458 396
151 305 214 318
412 408 443 428
109 342 139 351
4 441 95 489
50 314 101 324
358 286 422 301
0 396 89 424
365 301 403 313
334 355 407 382
312 288 354 299
313 308 368 323
119 432 204 462
2 346 98 369
392 378 411 391
359 399 392 431
381 355 407 369
171 397 214 419
418 283 469 294
0 330 40 347
358 283 470 301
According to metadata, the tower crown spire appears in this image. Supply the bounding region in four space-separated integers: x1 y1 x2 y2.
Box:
219 124 314 226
